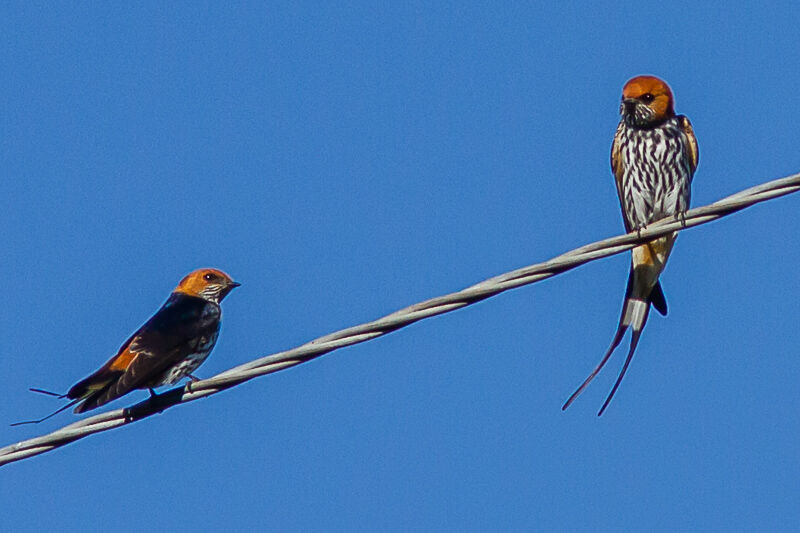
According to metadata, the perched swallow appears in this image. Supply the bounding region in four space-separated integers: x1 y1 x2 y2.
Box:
563 75 699 415
15 268 239 424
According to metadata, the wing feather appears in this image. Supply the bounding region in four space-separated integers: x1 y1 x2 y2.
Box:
679 115 699 175
69 294 218 412
610 121 633 232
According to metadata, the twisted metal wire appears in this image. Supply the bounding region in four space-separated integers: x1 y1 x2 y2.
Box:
1 172 798 467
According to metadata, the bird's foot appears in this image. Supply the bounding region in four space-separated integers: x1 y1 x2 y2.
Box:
144 388 167 415
677 210 687 228
186 374 200 394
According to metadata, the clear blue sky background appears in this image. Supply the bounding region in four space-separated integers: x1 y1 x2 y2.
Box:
2 2 799 531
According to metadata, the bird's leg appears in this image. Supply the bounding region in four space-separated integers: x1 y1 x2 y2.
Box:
144 388 169 415
671 201 689 228
185 374 200 394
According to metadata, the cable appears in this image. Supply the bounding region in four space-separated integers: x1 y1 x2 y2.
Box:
1 171 798 467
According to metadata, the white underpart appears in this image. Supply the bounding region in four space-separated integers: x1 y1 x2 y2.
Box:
617 115 693 230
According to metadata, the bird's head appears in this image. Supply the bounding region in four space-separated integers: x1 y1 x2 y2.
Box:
620 75 675 128
174 268 241 303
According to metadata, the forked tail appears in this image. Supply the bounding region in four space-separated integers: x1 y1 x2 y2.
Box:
562 267 665 415
10 388 80 426
10 376 116 425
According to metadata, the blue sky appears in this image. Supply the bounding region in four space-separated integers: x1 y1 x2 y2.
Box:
2 2 800 531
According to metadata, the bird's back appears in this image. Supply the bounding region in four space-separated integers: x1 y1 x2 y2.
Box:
68 293 222 412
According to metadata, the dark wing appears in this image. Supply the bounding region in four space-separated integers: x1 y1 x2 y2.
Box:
610 121 634 232
69 294 218 413
679 115 699 177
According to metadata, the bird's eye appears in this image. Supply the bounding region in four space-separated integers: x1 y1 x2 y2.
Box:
640 93 655 103
203 273 216 281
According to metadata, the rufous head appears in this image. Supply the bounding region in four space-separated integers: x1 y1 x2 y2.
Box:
174 268 240 303
620 75 675 127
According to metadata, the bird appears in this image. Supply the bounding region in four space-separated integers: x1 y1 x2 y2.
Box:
13 268 240 425
562 75 699 415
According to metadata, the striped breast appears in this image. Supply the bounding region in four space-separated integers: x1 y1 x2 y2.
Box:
614 116 694 230
151 302 222 386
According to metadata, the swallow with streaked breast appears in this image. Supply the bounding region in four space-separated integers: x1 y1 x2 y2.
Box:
13 268 240 425
562 75 699 415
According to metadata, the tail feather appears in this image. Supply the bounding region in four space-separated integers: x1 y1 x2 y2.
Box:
561 321 627 411
11 397 81 426
73 383 134 413
67 368 125 414
72 390 108 414
650 281 667 316
597 306 650 416
563 267 659 413
14 367 127 424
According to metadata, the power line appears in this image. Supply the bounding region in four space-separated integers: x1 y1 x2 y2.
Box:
1 171 798 467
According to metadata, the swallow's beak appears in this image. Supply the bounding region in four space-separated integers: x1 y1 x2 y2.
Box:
622 98 638 111
229 281 242 289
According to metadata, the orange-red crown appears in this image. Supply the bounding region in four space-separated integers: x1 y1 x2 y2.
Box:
174 268 240 302
621 75 675 120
